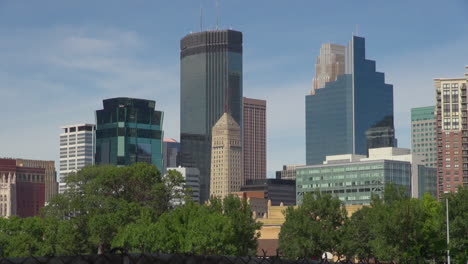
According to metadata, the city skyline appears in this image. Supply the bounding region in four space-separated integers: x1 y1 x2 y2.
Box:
1 1 468 177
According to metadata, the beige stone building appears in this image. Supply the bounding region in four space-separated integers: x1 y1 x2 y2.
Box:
311 43 346 94
210 113 243 199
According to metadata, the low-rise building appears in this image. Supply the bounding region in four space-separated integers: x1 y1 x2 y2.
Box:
275 164 304 180
241 179 296 206
296 147 437 206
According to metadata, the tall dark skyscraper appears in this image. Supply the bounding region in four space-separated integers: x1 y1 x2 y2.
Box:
95 97 164 171
306 36 394 165
180 30 243 202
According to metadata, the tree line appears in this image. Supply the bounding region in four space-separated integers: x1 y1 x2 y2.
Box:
279 185 467 263
0 163 261 257
0 163 466 263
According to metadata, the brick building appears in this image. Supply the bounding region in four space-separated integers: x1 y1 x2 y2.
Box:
0 159 46 217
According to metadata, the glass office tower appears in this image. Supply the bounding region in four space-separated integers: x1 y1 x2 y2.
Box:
180 30 243 202
306 36 394 165
95 97 164 171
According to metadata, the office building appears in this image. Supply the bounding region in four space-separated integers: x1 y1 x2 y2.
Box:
167 166 200 204
15 159 57 203
95 97 164 171
163 138 180 172
180 30 243 202
209 113 243 199
296 147 437 206
434 66 468 194
0 158 45 217
306 36 394 165
275 164 304 180
411 106 436 168
243 97 266 184
59 124 95 193
240 179 296 206
311 43 346 94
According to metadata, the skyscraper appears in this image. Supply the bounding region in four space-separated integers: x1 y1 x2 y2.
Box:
209 113 243 199
59 124 95 193
180 30 243 202
306 36 394 165
163 138 180 172
411 106 436 168
243 97 266 184
434 66 468 195
312 43 346 94
95 97 164 171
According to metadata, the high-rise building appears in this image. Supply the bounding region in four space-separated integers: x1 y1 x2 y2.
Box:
243 97 266 184
15 159 57 203
163 138 180 172
0 158 46 217
297 147 437 206
306 36 394 165
275 164 304 180
167 166 200 204
209 113 243 199
435 66 468 195
180 30 243 202
411 106 436 168
312 43 346 94
95 97 164 171
59 124 95 193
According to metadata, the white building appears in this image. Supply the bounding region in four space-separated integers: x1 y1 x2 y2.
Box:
167 166 200 204
59 124 95 193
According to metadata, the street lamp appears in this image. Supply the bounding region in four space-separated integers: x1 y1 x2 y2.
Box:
444 193 450 264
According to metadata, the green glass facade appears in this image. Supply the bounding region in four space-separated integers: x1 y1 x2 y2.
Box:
411 106 436 168
296 160 411 206
95 98 164 171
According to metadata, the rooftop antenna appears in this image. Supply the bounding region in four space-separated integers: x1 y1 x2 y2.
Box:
355 24 359 36
199 4 203 31
216 0 219 30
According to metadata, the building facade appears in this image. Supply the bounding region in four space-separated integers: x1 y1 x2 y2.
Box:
411 106 436 168
243 97 266 184
240 179 296 206
95 97 164 171
435 66 468 195
306 36 394 165
311 43 346 94
297 147 436 206
163 138 180 172
59 124 95 193
180 30 243 202
275 164 304 180
0 159 45 217
209 113 243 199
167 166 200 204
16 159 56 203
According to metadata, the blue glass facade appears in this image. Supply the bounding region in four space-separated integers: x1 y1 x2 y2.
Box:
94 98 164 171
306 36 394 165
180 30 243 202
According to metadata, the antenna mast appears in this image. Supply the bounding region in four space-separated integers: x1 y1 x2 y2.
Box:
216 0 219 30
200 5 203 31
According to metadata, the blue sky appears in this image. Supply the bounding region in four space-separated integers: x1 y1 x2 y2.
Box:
1 0 467 177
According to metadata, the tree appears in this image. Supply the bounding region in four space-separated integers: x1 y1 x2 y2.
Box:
443 187 468 263
43 163 185 254
209 195 262 256
279 191 347 259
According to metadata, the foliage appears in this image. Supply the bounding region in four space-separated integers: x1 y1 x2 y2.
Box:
443 187 468 263
279 191 347 259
